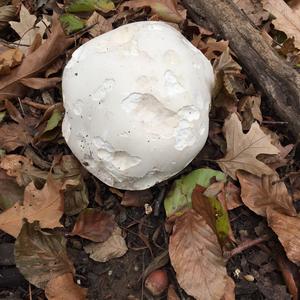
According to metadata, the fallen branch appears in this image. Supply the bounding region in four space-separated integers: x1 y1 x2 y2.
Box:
183 0 300 140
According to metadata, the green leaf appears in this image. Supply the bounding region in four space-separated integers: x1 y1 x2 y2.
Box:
164 168 226 217
15 221 74 289
59 14 86 35
66 0 115 13
44 109 63 133
0 111 6 123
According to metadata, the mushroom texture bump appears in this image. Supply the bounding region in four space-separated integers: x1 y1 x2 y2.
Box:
62 21 214 190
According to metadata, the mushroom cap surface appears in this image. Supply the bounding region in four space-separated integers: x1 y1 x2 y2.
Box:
62 21 214 190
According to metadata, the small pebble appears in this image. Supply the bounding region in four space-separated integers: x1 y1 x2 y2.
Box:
244 274 255 282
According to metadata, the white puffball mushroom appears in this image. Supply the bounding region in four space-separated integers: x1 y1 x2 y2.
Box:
62 21 214 190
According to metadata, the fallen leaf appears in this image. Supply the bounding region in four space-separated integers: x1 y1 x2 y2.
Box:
164 168 226 217
84 226 128 262
0 169 24 210
289 0 300 17
0 123 32 151
0 154 48 186
221 277 236 300
121 189 153 207
167 285 180 300
218 181 242 210
233 0 269 25
262 0 300 49
121 0 184 23
289 172 300 200
20 77 61 89
196 38 229 61
0 48 23 75
66 0 115 13
217 113 279 179
267 208 300 265
71 208 116 242
192 185 234 248
0 175 63 237
237 170 296 217
169 209 228 300
59 14 86 35
15 221 74 289
9 5 49 51
86 12 112 37
45 273 87 300
45 58 64 77
0 14 74 99
142 251 169 280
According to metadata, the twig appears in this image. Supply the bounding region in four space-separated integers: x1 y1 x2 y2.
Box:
229 234 270 258
29 283 32 300
154 187 166 216
21 99 51 110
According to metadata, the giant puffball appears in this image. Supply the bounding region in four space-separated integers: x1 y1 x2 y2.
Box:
62 21 214 190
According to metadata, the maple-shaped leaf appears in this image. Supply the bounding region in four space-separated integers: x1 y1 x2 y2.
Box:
84 226 128 262
267 208 300 266
237 170 297 217
70 208 116 242
0 175 63 237
15 221 74 289
45 273 87 300
217 113 279 179
169 209 229 300
9 5 50 51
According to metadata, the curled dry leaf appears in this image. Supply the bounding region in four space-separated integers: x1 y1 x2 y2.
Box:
217 113 279 179
0 154 48 186
0 48 23 75
9 5 49 51
71 208 116 242
262 0 300 49
15 221 74 289
0 175 63 237
169 209 228 300
84 226 128 262
267 208 300 266
20 77 61 89
121 0 185 23
237 170 296 217
121 189 153 207
45 273 87 300
86 12 112 37
0 14 74 99
218 181 242 210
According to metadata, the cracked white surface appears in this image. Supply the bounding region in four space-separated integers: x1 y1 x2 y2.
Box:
62 21 214 190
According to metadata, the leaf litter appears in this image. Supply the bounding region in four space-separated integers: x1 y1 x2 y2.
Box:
0 0 299 299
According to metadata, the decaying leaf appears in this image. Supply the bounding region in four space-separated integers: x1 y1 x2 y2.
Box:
217 113 279 179
0 15 74 99
0 48 23 75
84 226 128 262
45 273 87 300
121 0 185 23
164 168 226 217
169 209 228 300
9 5 49 50
267 208 300 266
221 277 236 300
0 155 48 186
86 12 112 37
0 175 63 237
218 181 242 210
66 0 115 13
15 221 74 289
71 208 116 242
121 189 153 207
237 170 296 217
0 169 24 210
262 0 300 49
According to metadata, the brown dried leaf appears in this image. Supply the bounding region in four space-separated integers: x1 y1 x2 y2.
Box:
45 273 87 300
262 0 300 49
0 175 63 237
86 12 112 37
0 123 32 151
169 209 228 300
167 285 180 300
121 0 184 23
20 77 61 89
267 208 300 265
237 170 296 217
289 0 300 17
0 14 74 99
217 113 279 179
289 172 300 200
71 208 116 242
233 0 269 25
0 5 17 31
121 189 153 207
15 221 74 289
45 58 64 77
84 226 128 262
217 181 242 210
0 155 48 186
0 48 23 75
221 277 236 300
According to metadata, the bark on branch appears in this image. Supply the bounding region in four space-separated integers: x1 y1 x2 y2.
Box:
183 0 300 140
